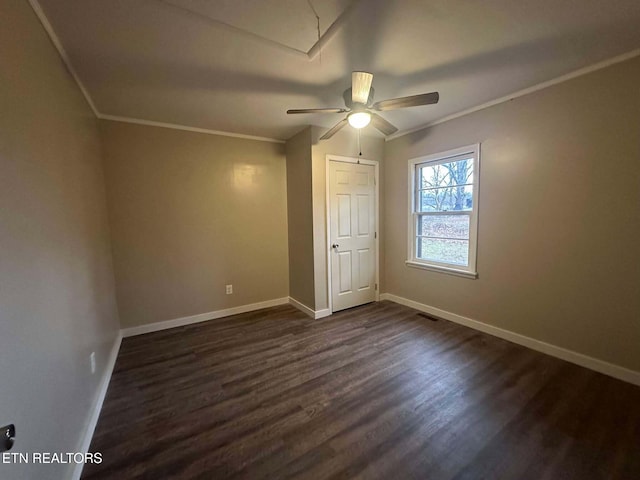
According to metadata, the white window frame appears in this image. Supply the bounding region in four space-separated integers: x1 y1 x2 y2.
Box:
406 144 480 279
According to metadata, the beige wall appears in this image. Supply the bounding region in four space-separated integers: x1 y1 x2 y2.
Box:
311 127 385 311
285 127 316 308
0 1 120 479
384 56 640 371
284 125 385 312
100 121 289 327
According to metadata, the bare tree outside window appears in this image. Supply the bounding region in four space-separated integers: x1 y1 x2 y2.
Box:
410 148 479 273
419 159 473 212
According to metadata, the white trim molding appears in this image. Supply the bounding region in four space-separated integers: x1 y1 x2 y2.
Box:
70 332 122 480
27 1 286 145
325 155 381 315
99 115 285 144
386 48 640 141
289 297 315 317
122 297 290 337
314 308 331 319
405 260 478 279
72 297 305 478
28 0 99 116
380 293 640 387
407 144 480 278
28 0 640 146
289 297 332 319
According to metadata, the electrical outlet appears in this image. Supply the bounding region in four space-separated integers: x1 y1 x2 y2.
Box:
226 284 233 295
90 352 96 374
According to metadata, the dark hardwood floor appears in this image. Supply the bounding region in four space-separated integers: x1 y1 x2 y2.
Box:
82 301 640 480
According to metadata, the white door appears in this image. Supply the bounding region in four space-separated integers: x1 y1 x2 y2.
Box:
329 160 377 312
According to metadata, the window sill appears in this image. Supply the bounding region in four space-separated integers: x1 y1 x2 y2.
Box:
405 260 478 279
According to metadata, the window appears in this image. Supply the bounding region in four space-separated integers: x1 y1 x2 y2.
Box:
407 144 479 278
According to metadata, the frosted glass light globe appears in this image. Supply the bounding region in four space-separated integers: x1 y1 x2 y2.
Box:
348 111 371 129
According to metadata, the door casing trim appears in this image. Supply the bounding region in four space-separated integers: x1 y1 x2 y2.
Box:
326 155 380 315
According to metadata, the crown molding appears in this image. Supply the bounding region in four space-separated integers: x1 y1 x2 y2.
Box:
28 0 640 146
28 0 99 116
99 115 285 143
386 48 640 141
28 0 286 144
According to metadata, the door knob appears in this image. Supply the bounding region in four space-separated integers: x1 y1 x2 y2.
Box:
332 244 339 249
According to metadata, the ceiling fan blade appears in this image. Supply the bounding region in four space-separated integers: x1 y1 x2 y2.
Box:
372 92 439 111
320 118 348 140
352 71 373 104
370 113 398 136
287 108 347 114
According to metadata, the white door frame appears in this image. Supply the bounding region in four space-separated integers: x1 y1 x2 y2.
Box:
325 154 380 315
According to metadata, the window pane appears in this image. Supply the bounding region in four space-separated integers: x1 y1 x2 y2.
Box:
417 238 469 266
418 185 473 212
419 215 469 239
419 157 473 189
419 163 450 189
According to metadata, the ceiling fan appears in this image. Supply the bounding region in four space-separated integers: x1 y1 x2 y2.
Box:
287 72 439 140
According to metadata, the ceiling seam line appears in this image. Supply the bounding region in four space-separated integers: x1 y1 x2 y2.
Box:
159 0 309 58
27 1 639 144
307 0 361 60
27 0 286 143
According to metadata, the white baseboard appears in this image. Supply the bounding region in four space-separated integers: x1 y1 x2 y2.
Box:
71 297 292 477
288 297 315 317
380 293 640 386
289 297 332 319
314 308 332 319
121 297 290 337
70 331 122 480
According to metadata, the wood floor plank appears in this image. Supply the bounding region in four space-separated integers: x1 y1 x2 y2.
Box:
82 301 640 480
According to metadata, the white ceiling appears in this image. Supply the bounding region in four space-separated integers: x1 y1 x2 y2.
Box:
162 0 355 54
36 0 640 141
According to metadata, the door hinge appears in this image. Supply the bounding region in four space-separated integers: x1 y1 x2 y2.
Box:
374 232 377 239
375 283 378 290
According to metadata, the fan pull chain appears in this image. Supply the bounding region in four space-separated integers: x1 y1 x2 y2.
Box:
357 129 362 161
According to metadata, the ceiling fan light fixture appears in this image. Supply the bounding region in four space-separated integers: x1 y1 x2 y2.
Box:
348 111 371 129
287 71 439 140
